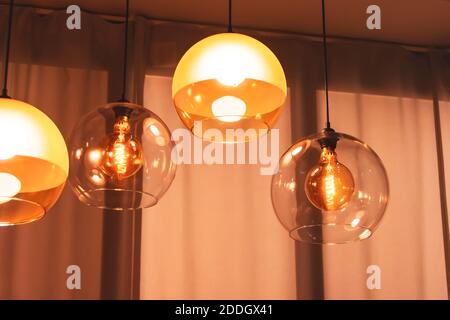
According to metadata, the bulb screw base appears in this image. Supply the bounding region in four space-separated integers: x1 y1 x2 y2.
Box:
319 127 339 150
112 105 132 118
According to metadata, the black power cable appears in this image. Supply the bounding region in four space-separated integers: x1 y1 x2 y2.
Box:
120 0 130 102
1 0 14 98
228 0 232 32
321 0 331 129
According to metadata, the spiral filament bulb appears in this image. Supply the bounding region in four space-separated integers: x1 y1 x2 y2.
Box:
100 115 143 180
304 146 355 211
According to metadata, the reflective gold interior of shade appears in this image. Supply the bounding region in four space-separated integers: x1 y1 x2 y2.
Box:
173 78 286 142
0 156 66 226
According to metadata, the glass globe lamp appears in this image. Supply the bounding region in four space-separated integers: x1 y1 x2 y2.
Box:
172 33 287 142
68 102 176 210
271 129 389 244
0 98 69 225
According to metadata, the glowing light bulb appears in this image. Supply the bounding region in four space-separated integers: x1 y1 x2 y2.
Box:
100 115 143 180
304 146 354 211
212 43 247 87
0 172 21 204
212 95 247 122
216 72 246 87
0 149 15 160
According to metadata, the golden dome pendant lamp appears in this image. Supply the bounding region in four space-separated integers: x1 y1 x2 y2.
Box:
271 0 389 244
0 0 69 225
172 0 287 142
68 0 176 210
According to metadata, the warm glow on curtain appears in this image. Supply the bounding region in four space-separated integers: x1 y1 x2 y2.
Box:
0 63 106 299
317 91 447 299
140 76 297 299
138 23 450 299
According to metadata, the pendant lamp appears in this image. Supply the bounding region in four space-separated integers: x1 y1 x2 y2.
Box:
68 0 176 210
172 0 287 142
0 0 68 226
271 0 389 244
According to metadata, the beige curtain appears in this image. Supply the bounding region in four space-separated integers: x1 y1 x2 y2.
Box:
0 6 449 300
316 43 449 299
139 23 450 299
141 75 297 299
0 7 146 299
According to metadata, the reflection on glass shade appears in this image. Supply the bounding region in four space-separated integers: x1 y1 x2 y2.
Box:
172 33 287 142
271 130 389 244
69 102 176 211
0 98 69 225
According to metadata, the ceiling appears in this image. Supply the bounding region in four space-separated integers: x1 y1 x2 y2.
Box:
3 0 450 47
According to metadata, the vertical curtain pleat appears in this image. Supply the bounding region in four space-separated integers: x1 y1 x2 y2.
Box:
139 22 450 299
0 7 144 299
429 51 450 297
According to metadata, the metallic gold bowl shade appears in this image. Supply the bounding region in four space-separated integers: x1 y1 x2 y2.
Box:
172 33 287 141
0 98 69 225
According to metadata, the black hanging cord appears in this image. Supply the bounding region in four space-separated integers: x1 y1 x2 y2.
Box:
119 0 130 102
1 0 14 98
321 0 331 129
227 0 232 32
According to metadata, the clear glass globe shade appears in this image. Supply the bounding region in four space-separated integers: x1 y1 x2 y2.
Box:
68 102 176 211
271 130 389 244
0 98 69 225
172 33 287 142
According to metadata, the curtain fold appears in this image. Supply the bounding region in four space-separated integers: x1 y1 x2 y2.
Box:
140 22 450 300
430 50 450 295
314 43 448 299
0 7 144 299
99 16 149 301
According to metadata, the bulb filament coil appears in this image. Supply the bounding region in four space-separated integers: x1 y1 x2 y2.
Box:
99 114 143 180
